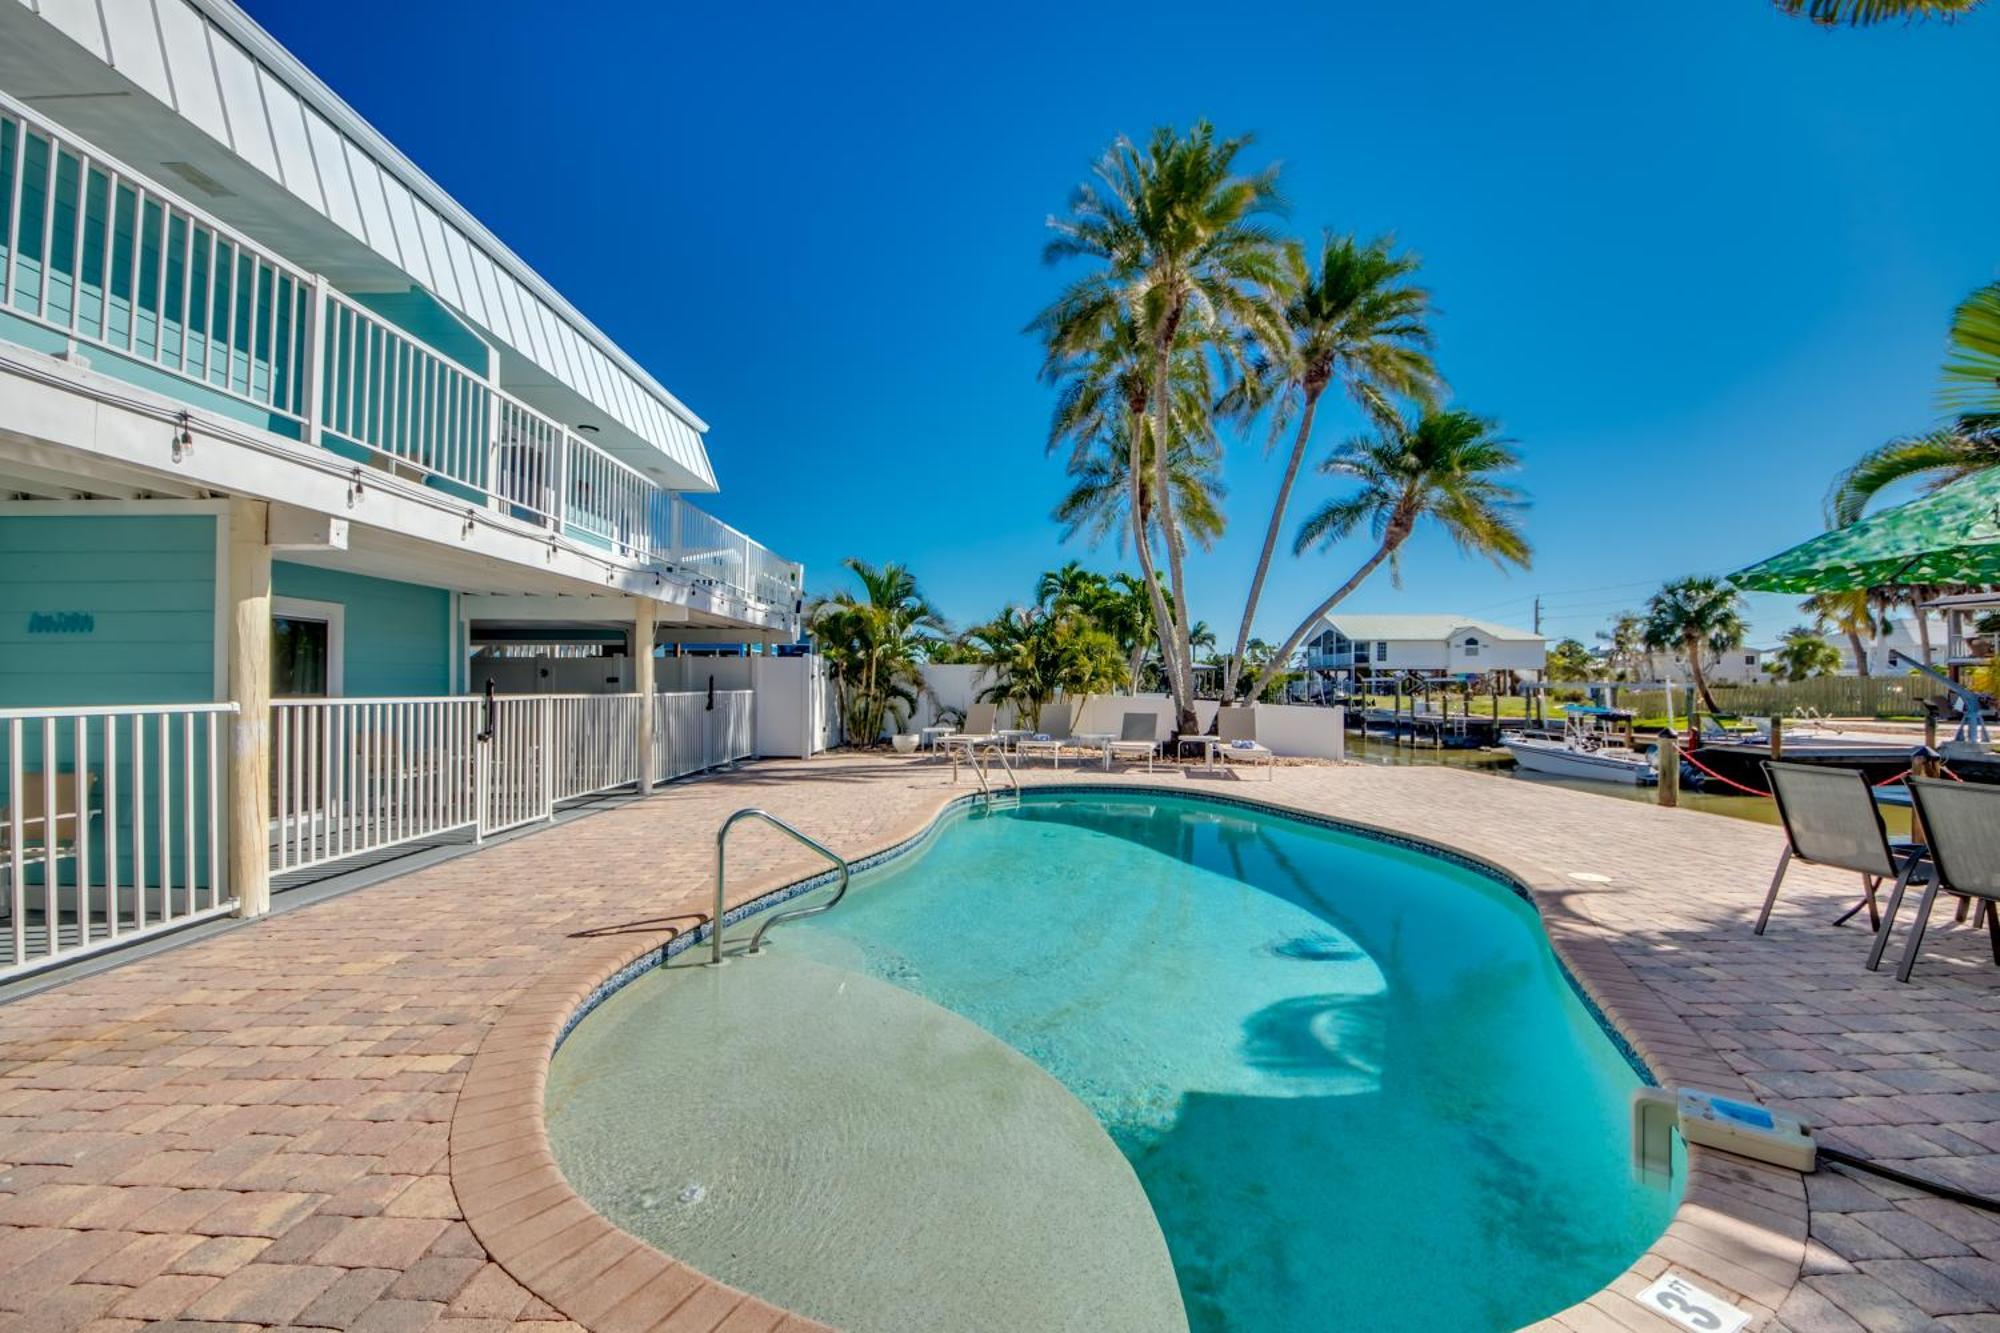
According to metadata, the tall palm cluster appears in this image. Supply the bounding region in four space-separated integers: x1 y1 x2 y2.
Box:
1033 124 1531 734
808 558 946 745
959 568 1130 727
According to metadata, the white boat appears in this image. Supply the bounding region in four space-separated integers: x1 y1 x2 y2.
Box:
1503 708 1658 785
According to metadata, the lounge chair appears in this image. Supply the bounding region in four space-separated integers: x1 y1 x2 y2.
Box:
1016 703 1074 768
1873 778 2000 982
936 703 1000 759
1214 707 1275 779
1756 762 1926 937
1107 712 1163 771
0 770 97 867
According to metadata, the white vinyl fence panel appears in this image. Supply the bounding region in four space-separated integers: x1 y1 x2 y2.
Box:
4 702 237 980
654 690 754 783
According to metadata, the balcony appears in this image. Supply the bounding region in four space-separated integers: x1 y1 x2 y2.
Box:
0 93 801 618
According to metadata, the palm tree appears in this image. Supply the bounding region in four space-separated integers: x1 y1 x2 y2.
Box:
1597 612 1652 681
1802 589 1879 676
1773 0 1981 23
1036 560 1107 614
1099 572 1164 692
1038 121 1288 735
1034 309 1224 718
1220 233 1441 700
1050 406 1226 554
1263 409 1532 686
964 605 1125 728
1828 283 2000 524
1642 577 1747 715
1767 626 1844 682
808 558 945 746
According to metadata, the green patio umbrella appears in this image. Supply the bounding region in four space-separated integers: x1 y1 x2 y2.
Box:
1730 467 2000 593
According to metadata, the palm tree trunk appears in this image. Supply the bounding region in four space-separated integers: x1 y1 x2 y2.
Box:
1150 318 1197 734
1126 410 1180 711
1226 384 1323 702
1847 629 1869 677
1266 536 1402 684
1687 638 1721 715
1914 605 1934 667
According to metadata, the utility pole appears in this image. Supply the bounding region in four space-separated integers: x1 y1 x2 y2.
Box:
1533 595 1542 636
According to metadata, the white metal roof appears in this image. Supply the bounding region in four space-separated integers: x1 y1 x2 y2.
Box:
0 0 718 491
1313 613 1544 642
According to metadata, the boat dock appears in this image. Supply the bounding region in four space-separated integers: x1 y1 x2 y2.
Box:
1351 706 1529 749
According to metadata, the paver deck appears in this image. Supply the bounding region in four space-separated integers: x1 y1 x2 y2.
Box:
3 755 1999 1332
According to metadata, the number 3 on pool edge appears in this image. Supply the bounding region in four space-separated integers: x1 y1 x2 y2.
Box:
1635 1274 1750 1333
1654 1289 1722 1330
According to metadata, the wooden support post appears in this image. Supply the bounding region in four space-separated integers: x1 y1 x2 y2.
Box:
634 598 657 795
1657 732 1679 808
225 498 272 918
1910 747 1941 847
1768 716 1783 762
1923 703 1939 752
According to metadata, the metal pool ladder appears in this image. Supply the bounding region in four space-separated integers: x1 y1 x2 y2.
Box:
709 808 851 965
957 743 1021 809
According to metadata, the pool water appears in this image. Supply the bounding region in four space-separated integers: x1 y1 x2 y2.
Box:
550 792 1679 1332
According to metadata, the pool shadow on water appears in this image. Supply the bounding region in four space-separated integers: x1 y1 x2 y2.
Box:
1237 991 1384 1084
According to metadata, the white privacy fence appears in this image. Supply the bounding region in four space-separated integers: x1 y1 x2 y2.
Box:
271 691 754 877
3 702 238 980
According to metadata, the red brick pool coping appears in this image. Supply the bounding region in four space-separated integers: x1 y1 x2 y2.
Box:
449 767 1809 1333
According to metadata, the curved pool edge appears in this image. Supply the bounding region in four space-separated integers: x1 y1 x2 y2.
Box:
448 775 1808 1333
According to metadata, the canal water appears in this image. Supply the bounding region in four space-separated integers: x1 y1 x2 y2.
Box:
1346 730 1914 836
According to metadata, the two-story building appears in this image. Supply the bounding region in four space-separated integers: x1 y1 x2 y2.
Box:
0 0 812 980
1299 614 1546 690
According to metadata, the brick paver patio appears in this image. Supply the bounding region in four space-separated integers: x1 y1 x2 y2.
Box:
3 756 1999 1332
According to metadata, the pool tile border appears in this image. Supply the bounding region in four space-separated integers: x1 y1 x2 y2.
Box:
451 770 1809 1333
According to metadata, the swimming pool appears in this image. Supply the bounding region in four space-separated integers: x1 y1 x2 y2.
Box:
547 790 1680 1332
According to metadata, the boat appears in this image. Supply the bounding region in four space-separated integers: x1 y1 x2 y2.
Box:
1503 707 1658 785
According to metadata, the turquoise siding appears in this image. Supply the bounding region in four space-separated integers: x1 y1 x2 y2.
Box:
272 563 453 697
0 513 217 707
0 513 220 889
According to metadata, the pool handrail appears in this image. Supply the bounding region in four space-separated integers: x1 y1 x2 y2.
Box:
710 808 851 965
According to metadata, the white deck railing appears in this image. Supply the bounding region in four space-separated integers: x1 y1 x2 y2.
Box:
3 702 238 980
269 691 754 877
0 91 801 617
271 696 482 874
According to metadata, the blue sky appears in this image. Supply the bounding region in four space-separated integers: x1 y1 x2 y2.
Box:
244 1 2000 649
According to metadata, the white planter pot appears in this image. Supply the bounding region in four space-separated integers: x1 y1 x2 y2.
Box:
892 733 920 754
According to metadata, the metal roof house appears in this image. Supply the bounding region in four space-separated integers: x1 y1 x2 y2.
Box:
1301 614 1547 682
0 0 812 980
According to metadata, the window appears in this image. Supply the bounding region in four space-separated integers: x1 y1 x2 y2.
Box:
271 597 345 697
1744 654 1757 666
1376 641 1389 660
1462 635 1481 658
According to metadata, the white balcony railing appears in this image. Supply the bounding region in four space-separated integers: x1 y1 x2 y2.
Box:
0 93 802 619
3 702 239 980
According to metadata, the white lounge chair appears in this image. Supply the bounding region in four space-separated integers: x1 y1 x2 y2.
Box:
937 702 1001 760
1016 703 1074 768
1107 711 1162 771
1215 707 1275 779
